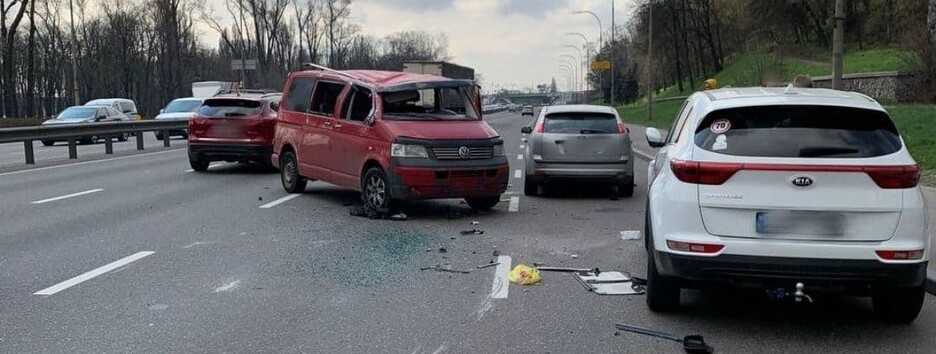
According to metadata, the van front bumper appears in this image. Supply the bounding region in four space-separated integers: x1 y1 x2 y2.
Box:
387 157 510 200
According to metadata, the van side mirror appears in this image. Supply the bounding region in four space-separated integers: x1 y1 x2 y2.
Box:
646 127 665 148
521 126 533 134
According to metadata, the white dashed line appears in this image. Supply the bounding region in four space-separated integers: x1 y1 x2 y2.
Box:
517 154 523 160
214 280 241 293
31 189 104 204
519 145 525 150
514 169 521 179
259 194 301 208
34 251 155 296
621 230 642 240
508 196 519 212
491 255 512 299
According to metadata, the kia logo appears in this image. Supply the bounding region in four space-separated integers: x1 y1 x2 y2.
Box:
791 176 814 187
458 146 471 159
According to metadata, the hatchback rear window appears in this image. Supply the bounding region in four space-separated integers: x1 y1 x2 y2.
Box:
198 99 262 118
544 112 618 134
694 105 902 158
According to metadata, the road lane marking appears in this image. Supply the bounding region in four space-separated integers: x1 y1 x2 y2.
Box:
517 154 523 160
508 196 519 212
0 149 183 177
519 145 525 150
514 169 521 179
34 251 155 296
214 280 241 293
633 149 654 161
491 255 512 299
183 241 210 249
621 231 642 240
259 194 301 208
430 345 447 354
31 189 104 204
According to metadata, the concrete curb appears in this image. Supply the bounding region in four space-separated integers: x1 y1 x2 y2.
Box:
633 148 653 162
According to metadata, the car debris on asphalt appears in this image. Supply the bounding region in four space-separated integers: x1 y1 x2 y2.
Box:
614 323 714 354
620 231 641 240
349 205 407 220
460 229 484 235
575 271 645 295
420 265 471 274
508 264 541 285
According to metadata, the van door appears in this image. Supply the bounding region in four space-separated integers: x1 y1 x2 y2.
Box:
331 85 376 188
304 80 347 180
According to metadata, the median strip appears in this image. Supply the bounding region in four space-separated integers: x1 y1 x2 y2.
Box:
514 169 521 179
259 194 302 209
31 189 104 204
34 251 155 296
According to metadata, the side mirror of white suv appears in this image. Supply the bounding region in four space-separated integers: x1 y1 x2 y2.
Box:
646 127 665 148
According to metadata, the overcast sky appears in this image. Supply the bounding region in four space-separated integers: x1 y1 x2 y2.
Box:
199 0 638 91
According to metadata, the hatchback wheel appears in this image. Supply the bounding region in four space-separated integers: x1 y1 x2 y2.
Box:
617 182 634 198
362 168 393 211
280 151 307 193
466 196 500 211
872 285 925 324
523 175 538 196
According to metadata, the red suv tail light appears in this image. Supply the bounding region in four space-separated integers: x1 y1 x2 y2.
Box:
189 117 209 135
246 118 275 140
865 165 920 189
670 160 740 185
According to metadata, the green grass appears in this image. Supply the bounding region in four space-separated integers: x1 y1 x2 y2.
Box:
886 105 936 184
0 118 45 128
618 100 683 129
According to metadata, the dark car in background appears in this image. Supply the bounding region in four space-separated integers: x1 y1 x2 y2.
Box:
41 106 130 146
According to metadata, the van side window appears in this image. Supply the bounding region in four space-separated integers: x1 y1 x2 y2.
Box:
310 81 345 116
285 77 315 112
340 85 374 123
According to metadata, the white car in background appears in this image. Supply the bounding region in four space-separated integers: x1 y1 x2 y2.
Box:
154 97 204 140
644 87 929 323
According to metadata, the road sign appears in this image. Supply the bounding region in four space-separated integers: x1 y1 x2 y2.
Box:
231 59 258 71
590 60 611 71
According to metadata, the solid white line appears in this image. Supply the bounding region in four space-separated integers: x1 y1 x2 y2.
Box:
31 189 104 204
491 255 512 299
633 149 654 161
508 196 519 212
34 251 155 296
514 169 522 179
517 154 523 160
259 194 301 209
0 149 183 177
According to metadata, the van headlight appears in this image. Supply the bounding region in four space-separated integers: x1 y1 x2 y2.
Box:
391 143 429 158
493 144 504 156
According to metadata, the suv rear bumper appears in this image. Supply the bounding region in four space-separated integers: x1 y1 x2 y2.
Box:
529 160 633 183
655 251 927 291
388 158 510 200
188 143 272 163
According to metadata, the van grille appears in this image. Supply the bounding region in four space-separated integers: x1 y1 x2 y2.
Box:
431 146 493 160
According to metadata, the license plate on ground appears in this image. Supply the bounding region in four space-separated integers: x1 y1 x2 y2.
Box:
755 211 845 236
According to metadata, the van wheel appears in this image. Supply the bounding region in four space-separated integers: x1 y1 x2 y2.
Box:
524 175 538 196
41 140 54 147
280 151 307 193
190 158 210 172
362 168 394 211
646 229 681 312
872 285 925 324
466 196 500 211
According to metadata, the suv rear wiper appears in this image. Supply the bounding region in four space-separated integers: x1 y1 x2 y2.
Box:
579 129 607 134
799 146 860 157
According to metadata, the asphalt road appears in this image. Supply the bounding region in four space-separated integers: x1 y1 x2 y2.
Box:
0 111 934 353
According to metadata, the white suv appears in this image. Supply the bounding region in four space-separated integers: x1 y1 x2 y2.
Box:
644 87 929 323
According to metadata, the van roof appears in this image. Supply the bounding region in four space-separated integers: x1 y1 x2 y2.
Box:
296 69 473 91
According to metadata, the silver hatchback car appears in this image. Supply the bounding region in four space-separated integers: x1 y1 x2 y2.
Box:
521 105 634 197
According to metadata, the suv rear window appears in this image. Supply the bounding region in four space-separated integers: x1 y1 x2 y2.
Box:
544 112 618 134
198 99 262 118
694 105 902 158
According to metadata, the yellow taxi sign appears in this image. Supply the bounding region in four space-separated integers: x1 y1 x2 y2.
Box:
590 60 611 71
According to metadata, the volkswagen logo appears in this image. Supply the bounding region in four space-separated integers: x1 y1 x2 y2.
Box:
791 176 814 187
458 146 471 159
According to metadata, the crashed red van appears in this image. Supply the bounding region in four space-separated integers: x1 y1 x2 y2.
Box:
272 68 509 211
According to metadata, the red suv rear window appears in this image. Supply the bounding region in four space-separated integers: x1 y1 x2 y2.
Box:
198 99 262 118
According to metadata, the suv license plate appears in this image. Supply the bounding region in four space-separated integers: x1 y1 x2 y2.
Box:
755 211 845 236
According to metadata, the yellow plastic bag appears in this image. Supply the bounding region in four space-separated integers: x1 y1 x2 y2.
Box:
508 264 541 285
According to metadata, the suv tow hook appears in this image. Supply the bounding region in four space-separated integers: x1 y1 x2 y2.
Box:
794 282 814 304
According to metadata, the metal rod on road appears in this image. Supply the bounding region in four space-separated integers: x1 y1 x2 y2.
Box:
67 139 77 159
831 0 845 90
24 141 34 164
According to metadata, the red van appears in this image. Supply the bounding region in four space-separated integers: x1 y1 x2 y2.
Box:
273 69 509 211
188 94 281 171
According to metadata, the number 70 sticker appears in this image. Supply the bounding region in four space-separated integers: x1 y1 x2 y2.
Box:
710 119 731 134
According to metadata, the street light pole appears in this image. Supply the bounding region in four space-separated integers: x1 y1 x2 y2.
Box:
574 10 604 103
561 55 580 94
563 44 587 92
831 0 845 89
69 0 80 105
611 0 616 106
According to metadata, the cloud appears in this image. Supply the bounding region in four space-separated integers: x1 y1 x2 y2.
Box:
498 0 571 17
355 0 456 12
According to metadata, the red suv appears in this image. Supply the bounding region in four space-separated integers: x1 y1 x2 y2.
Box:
188 94 281 171
273 69 509 211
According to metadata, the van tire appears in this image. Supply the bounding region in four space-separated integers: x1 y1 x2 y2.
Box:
362 167 394 211
190 158 210 172
466 196 500 211
280 151 307 193
872 285 925 324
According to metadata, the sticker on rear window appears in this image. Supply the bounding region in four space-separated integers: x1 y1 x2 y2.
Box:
710 119 731 134
712 135 728 150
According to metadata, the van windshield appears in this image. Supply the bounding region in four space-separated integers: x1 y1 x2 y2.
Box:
381 85 478 121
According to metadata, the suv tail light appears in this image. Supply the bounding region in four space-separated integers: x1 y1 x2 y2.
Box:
666 240 724 254
670 160 920 188
617 121 629 134
189 117 209 135
876 249 924 260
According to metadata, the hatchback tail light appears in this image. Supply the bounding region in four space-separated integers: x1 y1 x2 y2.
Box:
534 119 545 133
670 160 920 188
617 121 629 134
666 240 724 254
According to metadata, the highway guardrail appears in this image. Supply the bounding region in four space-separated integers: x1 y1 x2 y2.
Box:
0 120 188 165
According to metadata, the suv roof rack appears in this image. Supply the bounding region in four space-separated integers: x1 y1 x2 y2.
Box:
301 62 364 81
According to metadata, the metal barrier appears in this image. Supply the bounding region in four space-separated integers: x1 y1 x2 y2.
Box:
0 120 188 165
